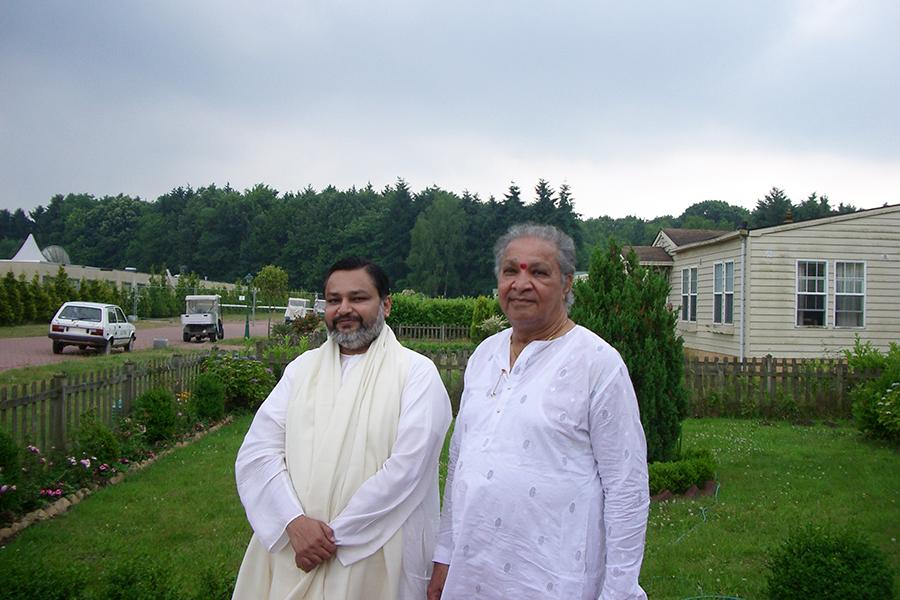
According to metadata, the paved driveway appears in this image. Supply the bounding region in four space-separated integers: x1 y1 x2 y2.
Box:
0 319 269 371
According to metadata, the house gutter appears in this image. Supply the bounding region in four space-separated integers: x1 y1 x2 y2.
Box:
739 228 749 361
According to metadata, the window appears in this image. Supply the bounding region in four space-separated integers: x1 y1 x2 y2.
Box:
835 261 865 327
714 261 734 324
681 267 697 322
797 261 826 326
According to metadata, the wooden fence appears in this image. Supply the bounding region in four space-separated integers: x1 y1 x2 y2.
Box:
393 324 470 342
684 356 880 419
1 349 881 450
0 354 206 450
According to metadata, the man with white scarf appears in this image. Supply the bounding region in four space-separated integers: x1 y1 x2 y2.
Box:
233 257 452 600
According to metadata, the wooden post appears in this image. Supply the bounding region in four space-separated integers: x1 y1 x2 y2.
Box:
122 361 136 418
50 373 67 451
255 340 265 358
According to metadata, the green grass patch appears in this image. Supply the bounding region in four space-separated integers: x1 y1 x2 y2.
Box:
0 418 896 598
0 347 209 387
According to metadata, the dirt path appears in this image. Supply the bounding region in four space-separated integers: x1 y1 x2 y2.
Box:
0 319 270 371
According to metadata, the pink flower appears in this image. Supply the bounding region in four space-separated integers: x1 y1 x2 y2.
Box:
79 458 91 469
119 458 130 465
26 445 40 454
99 464 109 472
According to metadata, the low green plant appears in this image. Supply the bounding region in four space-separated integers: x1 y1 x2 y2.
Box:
648 448 716 495
76 410 122 465
401 340 477 354
765 525 894 599
191 373 226 423
201 355 277 412
844 337 900 442
473 314 508 343
132 388 179 444
0 428 23 517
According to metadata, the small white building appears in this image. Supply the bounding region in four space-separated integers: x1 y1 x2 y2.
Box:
627 204 900 359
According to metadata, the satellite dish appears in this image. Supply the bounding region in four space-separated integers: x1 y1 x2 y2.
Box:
41 246 71 264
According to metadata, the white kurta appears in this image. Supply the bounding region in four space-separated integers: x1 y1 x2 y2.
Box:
235 346 452 600
434 326 649 600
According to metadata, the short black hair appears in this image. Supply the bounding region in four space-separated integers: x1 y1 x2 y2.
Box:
324 257 390 299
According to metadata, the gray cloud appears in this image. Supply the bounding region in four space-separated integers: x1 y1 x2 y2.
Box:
1 1 898 217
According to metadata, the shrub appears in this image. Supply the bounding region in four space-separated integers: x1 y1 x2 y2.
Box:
648 449 716 495
571 241 687 462
132 388 179 444
0 429 23 517
191 373 226 423
469 295 495 342
201 355 277 412
76 411 121 465
473 314 508 343
844 337 900 442
388 294 479 327
766 526 894 599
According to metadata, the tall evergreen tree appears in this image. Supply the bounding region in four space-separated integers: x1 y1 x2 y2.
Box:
570 241 687 462
530 179 557 224
501 182 527 226
406 192 467 296
751 187 793 228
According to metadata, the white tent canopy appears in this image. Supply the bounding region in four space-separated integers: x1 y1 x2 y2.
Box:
10 234 45 262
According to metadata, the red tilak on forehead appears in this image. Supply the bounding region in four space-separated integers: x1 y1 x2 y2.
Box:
519 262 528 270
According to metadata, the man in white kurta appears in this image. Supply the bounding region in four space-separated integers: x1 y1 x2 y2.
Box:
233 259 452 600
430 225 649 600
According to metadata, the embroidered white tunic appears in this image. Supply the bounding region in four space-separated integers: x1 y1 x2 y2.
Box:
235 347 451 600
434 326 649 600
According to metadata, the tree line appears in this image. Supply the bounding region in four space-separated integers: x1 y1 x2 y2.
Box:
1 182 857 297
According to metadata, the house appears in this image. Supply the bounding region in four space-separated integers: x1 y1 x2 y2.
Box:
626 204 900 359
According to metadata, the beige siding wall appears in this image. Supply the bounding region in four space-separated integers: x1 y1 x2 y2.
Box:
746 208 900 358
668 237 744 357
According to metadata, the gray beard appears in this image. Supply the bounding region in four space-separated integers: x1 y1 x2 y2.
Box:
327 305 386 351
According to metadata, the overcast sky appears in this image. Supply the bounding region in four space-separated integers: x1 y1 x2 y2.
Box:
2 1 898 219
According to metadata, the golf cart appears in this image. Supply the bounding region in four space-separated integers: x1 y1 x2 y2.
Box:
284 297 311 323
181 295 224 342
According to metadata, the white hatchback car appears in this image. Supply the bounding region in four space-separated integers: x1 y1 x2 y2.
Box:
49 301 136 354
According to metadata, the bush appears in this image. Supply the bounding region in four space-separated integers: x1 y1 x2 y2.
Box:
469 295 499 342
845 337 900 442
0 429 23 517
191 373 226 423
571 241 687 462
766 526 894 599
76 411 121 465
132 388 179 444
201 355 277 412
648 449 716 495
387 294 480 327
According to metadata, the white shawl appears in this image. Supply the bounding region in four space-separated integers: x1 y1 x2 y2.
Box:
233 326 409 600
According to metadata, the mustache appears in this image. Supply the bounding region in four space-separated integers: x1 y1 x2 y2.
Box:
335 315 362 323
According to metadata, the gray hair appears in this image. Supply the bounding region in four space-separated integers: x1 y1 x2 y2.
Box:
493 223 576 308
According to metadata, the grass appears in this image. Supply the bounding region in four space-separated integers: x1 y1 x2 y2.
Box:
0 347 209 387
1 419 897 599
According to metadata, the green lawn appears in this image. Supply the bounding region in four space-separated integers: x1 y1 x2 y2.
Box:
0 418 896 599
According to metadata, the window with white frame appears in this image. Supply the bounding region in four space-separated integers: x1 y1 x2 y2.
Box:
714 261 734 324
835 261 865 327
796 260 826 326
681 267 697 322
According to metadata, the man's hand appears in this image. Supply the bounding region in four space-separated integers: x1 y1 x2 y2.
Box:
427 562 449 600
286 515 337 572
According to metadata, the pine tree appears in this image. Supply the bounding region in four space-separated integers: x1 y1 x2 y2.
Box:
570 240 687 462
2 272 23 325
17 273 35 322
